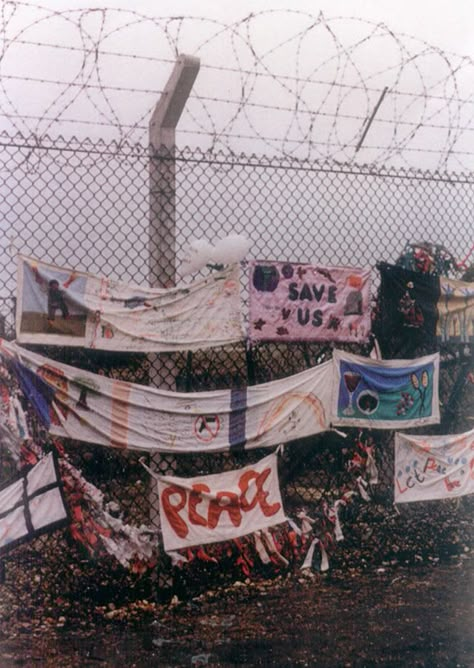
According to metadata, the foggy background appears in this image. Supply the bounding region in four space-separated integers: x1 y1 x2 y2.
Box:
0 1 472 323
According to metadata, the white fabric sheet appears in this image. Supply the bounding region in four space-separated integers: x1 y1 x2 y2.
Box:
156 452 286 551
16 255 243 352
2 339 333 453
0 452 68 555
395 429 474 503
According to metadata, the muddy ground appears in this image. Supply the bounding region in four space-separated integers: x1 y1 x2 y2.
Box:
0 555 473 667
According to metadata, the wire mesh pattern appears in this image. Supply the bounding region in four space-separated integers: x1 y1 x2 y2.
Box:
0 131 473 600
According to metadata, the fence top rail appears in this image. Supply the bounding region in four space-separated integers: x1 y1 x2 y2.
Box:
2 130 474 185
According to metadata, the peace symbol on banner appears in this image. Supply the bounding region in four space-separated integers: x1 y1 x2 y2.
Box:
193 414 221 442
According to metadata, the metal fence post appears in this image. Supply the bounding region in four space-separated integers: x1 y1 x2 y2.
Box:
148 55 200 596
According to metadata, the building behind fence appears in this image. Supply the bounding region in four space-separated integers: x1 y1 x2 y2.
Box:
0 132 473 601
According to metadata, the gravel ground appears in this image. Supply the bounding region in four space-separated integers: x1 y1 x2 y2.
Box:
1 555 473 667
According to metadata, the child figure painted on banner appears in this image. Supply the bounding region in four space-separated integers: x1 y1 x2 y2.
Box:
46 280 69 321
31 262 78 323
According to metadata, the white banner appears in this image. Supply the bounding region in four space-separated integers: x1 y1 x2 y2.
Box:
16 255 243 352
395 429 474 503
2 340 333 453
157 452 286 551
0 452 69 555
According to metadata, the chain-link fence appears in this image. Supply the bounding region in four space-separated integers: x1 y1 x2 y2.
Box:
0 132 473 603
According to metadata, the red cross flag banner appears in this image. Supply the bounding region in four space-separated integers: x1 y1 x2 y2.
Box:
395 429 474 503
0 452 69 556
154 452 286 551
16 255 243 352
1 339 333 453
249 260 371 343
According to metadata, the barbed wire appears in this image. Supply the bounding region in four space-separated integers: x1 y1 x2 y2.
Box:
4 72 474 135
1 2 474 170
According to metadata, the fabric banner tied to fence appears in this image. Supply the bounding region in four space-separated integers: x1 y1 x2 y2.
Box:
249 261 371 342
438 277 474 343
376 263 474 350
155 452 286 551
0 452 69 556
395 429 474 502
1 339 333 453
16 255 243 352
332 349 440 428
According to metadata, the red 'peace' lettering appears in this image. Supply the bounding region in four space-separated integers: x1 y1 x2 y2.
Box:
163 465 281 539
189 483 209 527
239 467 281 517
161 485 188 538
423 457 437 473
208 491 241 529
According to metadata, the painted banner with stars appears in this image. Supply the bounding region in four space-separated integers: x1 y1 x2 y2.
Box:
248 261 371 343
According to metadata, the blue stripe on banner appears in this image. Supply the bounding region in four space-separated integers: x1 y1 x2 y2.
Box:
12 360 55 428
229 388 247 450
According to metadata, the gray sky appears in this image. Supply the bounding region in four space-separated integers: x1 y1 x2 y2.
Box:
1 1 473 167
37 0 473 54
0 1 472 300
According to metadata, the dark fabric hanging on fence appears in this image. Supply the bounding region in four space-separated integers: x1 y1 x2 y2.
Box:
374 262 441 358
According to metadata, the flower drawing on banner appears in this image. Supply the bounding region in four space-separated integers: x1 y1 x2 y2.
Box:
398 282 424 328
410 370 430 416
396 392 414 416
